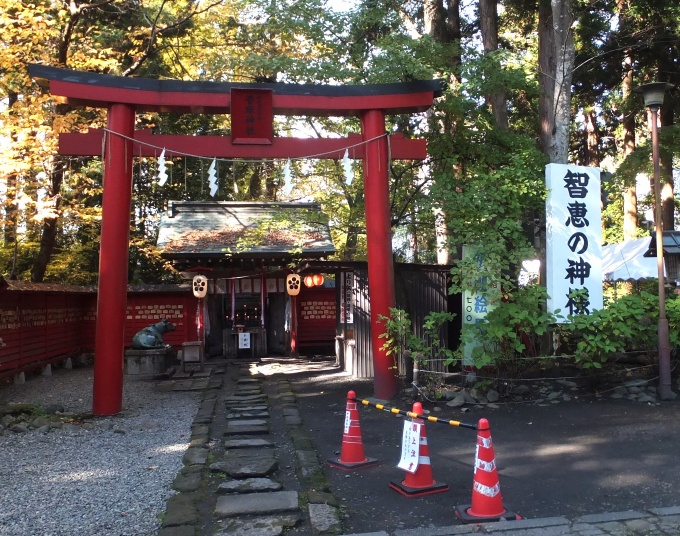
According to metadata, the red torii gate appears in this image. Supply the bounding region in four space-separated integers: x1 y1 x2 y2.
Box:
28 64 443 415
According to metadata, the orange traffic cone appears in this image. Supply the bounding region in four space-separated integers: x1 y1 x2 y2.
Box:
390 402 449 497
327 390 378 470
455 418 519 523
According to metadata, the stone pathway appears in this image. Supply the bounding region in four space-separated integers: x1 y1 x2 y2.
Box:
157 362 343 536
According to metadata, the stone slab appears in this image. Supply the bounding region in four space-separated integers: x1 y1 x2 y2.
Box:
191 424 209 436
225 447 276 459
227 405 268 412
225 420 269 435
125 350 170 376
158 525 197 536
575 510 647 524
172 379 209 391
341 533 389 536
225 394 266 403
172 466 203 492
308 503 342 535
214 490 299 517
216 456 278 477
214 514 300 536
162 493 199 527
223 438 275 449
183 447 209 465
478 517 570 531
234 388 263 395
237 378 261 384
218 477 283 494
226 411 270 419
227 418 267 426
284 414 302 425
649 506 680 516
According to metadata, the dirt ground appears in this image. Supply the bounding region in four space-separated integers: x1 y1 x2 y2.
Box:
282 361 680 535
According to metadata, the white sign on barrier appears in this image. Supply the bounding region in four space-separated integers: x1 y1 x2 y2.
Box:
397 420 421 474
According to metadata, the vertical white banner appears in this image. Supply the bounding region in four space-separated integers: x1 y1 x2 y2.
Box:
546 164 603 319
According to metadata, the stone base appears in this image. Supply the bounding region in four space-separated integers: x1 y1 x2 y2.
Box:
125 348 173 377
181 341 204 372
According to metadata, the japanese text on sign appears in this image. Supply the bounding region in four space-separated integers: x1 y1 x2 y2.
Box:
546 164 603 320
231 88 273 144
340 272 354 324
397 420 422 474
462 246 500 366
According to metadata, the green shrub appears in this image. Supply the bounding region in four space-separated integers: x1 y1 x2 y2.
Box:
460 283 559 376
563 291 659 368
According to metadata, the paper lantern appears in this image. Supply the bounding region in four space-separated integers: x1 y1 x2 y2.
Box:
192 275 208 298
312 274 324 286
303 275 315 288
286 274 301 296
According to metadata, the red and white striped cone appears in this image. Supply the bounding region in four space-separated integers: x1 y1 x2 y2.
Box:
455 418 519 523
327 390 378 470
390 402 449 497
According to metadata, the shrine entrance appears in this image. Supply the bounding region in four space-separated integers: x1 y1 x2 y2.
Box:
29 64 443 415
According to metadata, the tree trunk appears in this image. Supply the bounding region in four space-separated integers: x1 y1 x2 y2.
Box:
549 0 575 164
620 38 638 241
343 224 362 261
3 92 18 253
479 0 508 130
343 190 364 261
31 158 66 282
537 0 555 156
584 110 600 167
424 0 462 264
537 0 575 163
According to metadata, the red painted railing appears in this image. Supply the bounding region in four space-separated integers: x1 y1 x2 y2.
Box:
0 284 198 379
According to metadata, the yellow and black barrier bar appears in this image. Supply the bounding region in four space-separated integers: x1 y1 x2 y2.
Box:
351 397 478 430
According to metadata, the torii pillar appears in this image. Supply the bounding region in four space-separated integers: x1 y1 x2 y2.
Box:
362 110 397 399
92 104 135 415
28 64 443 413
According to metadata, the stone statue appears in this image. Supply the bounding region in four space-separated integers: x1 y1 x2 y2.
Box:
131 319 176 350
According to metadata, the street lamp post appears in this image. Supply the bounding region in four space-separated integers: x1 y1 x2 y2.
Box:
634 81 675 400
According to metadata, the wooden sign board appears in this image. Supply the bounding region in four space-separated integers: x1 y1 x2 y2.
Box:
231 88 273 145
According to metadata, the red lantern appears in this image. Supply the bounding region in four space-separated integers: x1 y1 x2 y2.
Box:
312 274 324 286
303 275 315 288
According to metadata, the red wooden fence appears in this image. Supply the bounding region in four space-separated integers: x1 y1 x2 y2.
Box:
0 282 198 379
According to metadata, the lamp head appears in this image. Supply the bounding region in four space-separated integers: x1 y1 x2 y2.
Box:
633 82 675 110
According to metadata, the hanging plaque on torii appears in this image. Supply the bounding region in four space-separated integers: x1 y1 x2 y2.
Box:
231 88 273 144
28 63 444 416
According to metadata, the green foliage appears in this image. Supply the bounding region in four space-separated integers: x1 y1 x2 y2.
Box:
3 0 680 288
378 308 417 371
378 307 456 397
457 283 561 376
562 292 660 368
128 237 183 285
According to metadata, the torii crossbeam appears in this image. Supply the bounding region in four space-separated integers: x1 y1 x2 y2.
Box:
29 64 444 415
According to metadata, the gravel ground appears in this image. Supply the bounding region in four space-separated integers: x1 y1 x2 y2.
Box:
0 365 201 536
